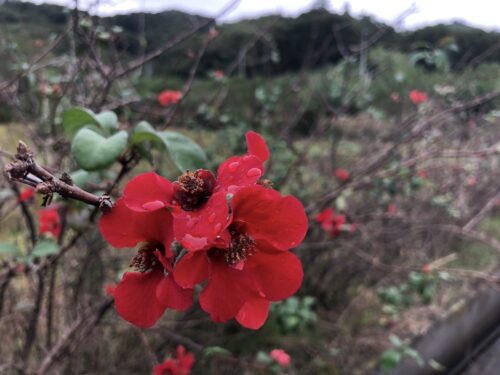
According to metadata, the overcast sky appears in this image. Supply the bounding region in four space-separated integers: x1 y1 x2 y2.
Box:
29 0 500 31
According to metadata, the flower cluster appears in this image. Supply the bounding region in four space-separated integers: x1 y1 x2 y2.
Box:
99 132 308 329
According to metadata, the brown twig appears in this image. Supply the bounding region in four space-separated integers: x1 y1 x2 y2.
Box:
4 141 113 211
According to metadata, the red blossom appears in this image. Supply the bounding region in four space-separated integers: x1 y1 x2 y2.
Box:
153 345 195 375
314 207 346 237
417 169 428 179
18 188 35 203
334 168 350 182
270 349 291 367
387 203 398 215
409 90 428 104
157 90 182 107
38 206 61 239
466 175 477 186
422 264 432 274
390 92 400 103
212 69 225 79
173 185 307 329
99 199 193 328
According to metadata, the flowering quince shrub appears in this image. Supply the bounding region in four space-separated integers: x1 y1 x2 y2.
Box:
99 131 308 329
153 345 195 375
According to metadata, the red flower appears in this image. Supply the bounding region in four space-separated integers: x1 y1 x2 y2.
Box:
153 345 195 375
173 185 307 329
270 349 291 367
409 90 428 104
18 188 35 203
99 199 193 328
38 206 61 238
335 168 350 182
158 90 182 107
387 203 398 215
314 207 346 237
390 92 400 103
422 264 432 274
212 69 225 79
417 169 428 179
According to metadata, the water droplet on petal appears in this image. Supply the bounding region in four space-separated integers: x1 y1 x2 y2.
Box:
229 162 240 172
208 213 216 223
246 168 262 178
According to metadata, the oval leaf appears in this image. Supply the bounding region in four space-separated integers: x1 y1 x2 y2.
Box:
0 242 20 257
95 111 118 132
157 131 207 171
71 128 128 171
32 240 59 257
63 107 99 138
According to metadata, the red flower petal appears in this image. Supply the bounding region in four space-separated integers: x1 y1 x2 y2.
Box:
199 259 254 322
173 191 229 251
249 246 303 301
155 275 193 311
231 186 308 250
246 131 269 162
99 199 173 252
123 172 173 212
217 155 264 193
173 252 210 288
236 296 270 329
114 270 166 328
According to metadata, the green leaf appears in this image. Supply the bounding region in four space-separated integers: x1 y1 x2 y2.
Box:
63 107 99 137
380 349 402 371
95 111 118 132
32 240 59 257
131 122 207 172
203 346 232 358
63 107 119 137
158 131 207 171
0 242 20 257
71 128 128 171
428 359 446 372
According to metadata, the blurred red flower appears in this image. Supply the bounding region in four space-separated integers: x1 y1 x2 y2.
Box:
335 168 350 182
387 203 398 215
270 349 291 367
409 90 428 104
173 185 307 329
417 169 428 179
213 69 225 79
99 199 193 328
18 188 35 203
157 90 182 107
38 206 61 238
153 345 195 375
314 207 346 237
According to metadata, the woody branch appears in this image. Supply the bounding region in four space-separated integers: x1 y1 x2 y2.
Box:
4 141 113 211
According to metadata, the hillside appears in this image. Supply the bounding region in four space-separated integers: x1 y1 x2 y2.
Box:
1 1 500 78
